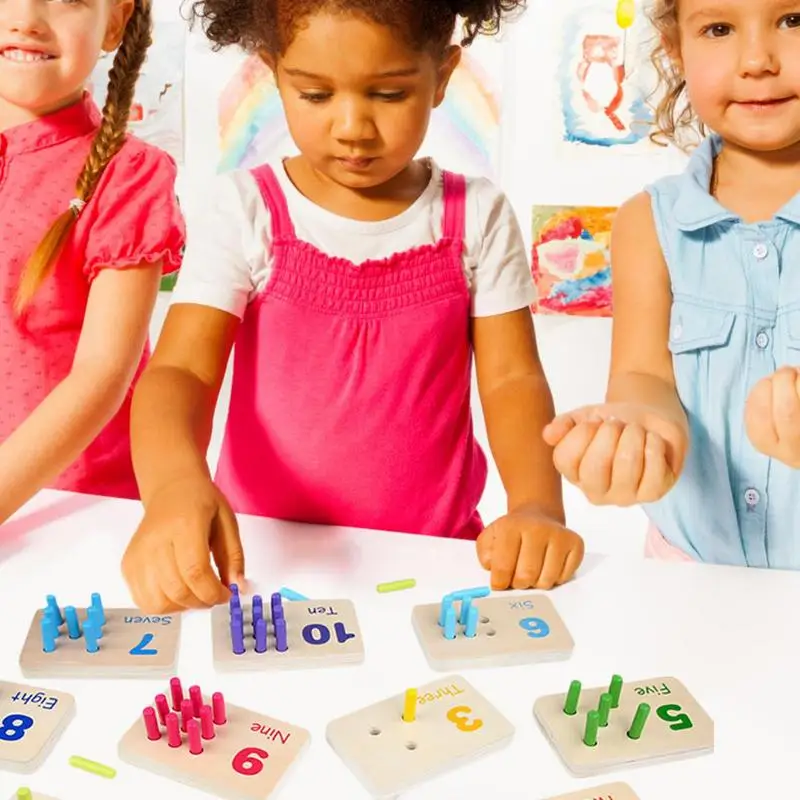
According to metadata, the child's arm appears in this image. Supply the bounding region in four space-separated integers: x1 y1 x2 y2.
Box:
543 192 689 505
123 303 244 613
0 265 161 523
473 308 584 590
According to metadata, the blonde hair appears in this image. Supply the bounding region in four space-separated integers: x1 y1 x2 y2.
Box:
15 0 153 314
648 0 705 148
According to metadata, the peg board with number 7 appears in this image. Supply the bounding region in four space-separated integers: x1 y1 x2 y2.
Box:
544 782 640 799
326 674 514 798
411 594 574 670
118 680 310 799
0 681 75 773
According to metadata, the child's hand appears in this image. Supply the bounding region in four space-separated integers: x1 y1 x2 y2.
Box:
121 476 245 613
542 403 686 506
745 366 800 467
476 507 584 590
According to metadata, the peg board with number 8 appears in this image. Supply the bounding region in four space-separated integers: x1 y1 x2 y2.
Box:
534 676 713 777
411 594 574 670
118 683 311 799
326 674 514 798
19 604 181 679
544 782 640 799
0 681 75 773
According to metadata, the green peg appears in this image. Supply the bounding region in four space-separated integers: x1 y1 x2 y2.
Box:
17 790 32 800
563 680 581 715
583 709 600 747
597 692 612 727
627 702 651 740
609 674 623 708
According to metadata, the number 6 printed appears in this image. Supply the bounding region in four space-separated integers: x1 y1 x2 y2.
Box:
232 746 269 775
446 705 483 732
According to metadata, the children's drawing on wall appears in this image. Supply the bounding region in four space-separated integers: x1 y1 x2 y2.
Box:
89 20 186 162
218 37 502 178
559 0 656 150
531 205 616 317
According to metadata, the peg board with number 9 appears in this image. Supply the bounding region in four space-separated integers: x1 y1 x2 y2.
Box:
411 594 574 670
326 674 514 798
544 782 640 799
0 681 75 773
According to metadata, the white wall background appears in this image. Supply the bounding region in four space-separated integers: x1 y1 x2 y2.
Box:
147 0 691 557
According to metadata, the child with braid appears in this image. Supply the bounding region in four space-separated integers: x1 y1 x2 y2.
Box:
0 0 184 523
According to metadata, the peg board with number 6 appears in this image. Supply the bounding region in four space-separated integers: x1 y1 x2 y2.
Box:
0 682 75 773
411 594 574 670
20 606 181 679
534 676 713 777
212 598 364 671
326 674 514 798
118 683 311 799
544 782 640 799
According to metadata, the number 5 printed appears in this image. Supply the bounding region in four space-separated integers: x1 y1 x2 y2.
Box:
446 705 483 732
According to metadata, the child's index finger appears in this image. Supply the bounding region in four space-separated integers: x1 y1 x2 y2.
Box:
173 536 229 607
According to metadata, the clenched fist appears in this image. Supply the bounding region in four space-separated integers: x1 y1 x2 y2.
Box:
745 366 800 468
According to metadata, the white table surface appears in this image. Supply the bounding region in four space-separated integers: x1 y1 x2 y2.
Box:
0 490 796 800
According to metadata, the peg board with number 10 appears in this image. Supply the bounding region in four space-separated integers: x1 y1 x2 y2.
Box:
412 594 574 670
0 682 75 773
326 674 514 798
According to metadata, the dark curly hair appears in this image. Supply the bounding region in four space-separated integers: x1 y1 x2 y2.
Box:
187 0 526 56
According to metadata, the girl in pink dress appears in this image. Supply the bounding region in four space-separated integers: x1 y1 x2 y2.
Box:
123 0 585 613
0 0 184 522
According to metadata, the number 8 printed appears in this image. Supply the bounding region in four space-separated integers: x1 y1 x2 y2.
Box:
0 714 34 741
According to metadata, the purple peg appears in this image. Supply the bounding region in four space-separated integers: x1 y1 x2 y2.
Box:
255 617 267 653
231 608 245 655
275 617 288 652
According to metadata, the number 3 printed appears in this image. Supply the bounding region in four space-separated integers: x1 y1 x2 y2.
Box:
446 705 483 732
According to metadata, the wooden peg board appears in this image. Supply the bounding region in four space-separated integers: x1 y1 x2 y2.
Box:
211 598 364 671
411 594 573 670
326 674 514 798
7 792 60 800
534 676 713 777
0 681 75 773
118 685 311 799
19 607 180 679
544 782 640 799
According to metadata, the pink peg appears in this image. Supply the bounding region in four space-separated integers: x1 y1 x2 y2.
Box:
155 693 170 726
200 705 215 740
181 699 194 732
166 712 181 748
143 706 161 741
169 677 183 711
212 691 226 725
187 718 203 755
189 685 203 716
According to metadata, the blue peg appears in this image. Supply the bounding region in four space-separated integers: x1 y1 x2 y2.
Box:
459 597 473 626
464 603 479 638
444 603 457 640
439 595 454 627
46 594 64 625
41 616 58 653
87 606 104 639
449 586 490 601
254 617 267 653
279 587 308 601
64 606 81 639
83 621 99 653
90 593 105 626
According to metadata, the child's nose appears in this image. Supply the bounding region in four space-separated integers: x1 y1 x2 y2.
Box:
3 0 47 36
737 33 780 77
332 99 377 143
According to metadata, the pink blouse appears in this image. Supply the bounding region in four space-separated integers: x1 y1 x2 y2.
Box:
0 94 184 498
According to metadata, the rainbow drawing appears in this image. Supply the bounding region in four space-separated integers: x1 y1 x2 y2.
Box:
531 205 617 317
217 51 501 176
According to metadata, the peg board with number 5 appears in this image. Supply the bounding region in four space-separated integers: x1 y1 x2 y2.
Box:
0 682 75 773
212 598 364 671
411 594 573 670
118 682 311 799
544 782 640 799
20 605 181 679
534 676 713 777
326 674 514 798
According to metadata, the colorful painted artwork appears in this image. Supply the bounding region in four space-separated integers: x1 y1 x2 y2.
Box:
559 0 656 149
531 205 616 317
218 45 502 177
89 20 186 162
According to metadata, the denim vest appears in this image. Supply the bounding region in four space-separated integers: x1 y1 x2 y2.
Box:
644 135 800 568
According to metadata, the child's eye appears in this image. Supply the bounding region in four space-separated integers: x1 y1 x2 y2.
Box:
701 22 732 38
299 92 330 103
372 92 406 102
780 13 800 28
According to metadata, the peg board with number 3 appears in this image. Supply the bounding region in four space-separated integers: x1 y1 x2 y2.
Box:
118 684 310 799
0 682 75 773
20 598 181 679
411 594 574 670
544 782 640 799
534 676 713 777
326 674 514 798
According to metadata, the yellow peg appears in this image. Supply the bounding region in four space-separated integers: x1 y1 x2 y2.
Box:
402 688 418 723
616 0 636 28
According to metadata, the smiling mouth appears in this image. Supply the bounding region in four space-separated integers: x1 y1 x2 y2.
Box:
735 97 794 108
0 48 55 63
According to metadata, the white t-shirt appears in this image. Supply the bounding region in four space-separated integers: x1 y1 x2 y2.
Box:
171 159 536 319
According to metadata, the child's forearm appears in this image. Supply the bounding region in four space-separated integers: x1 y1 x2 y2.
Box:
481 374 566 523
606 371 689 434
130 366 217 506
0 366 131 523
